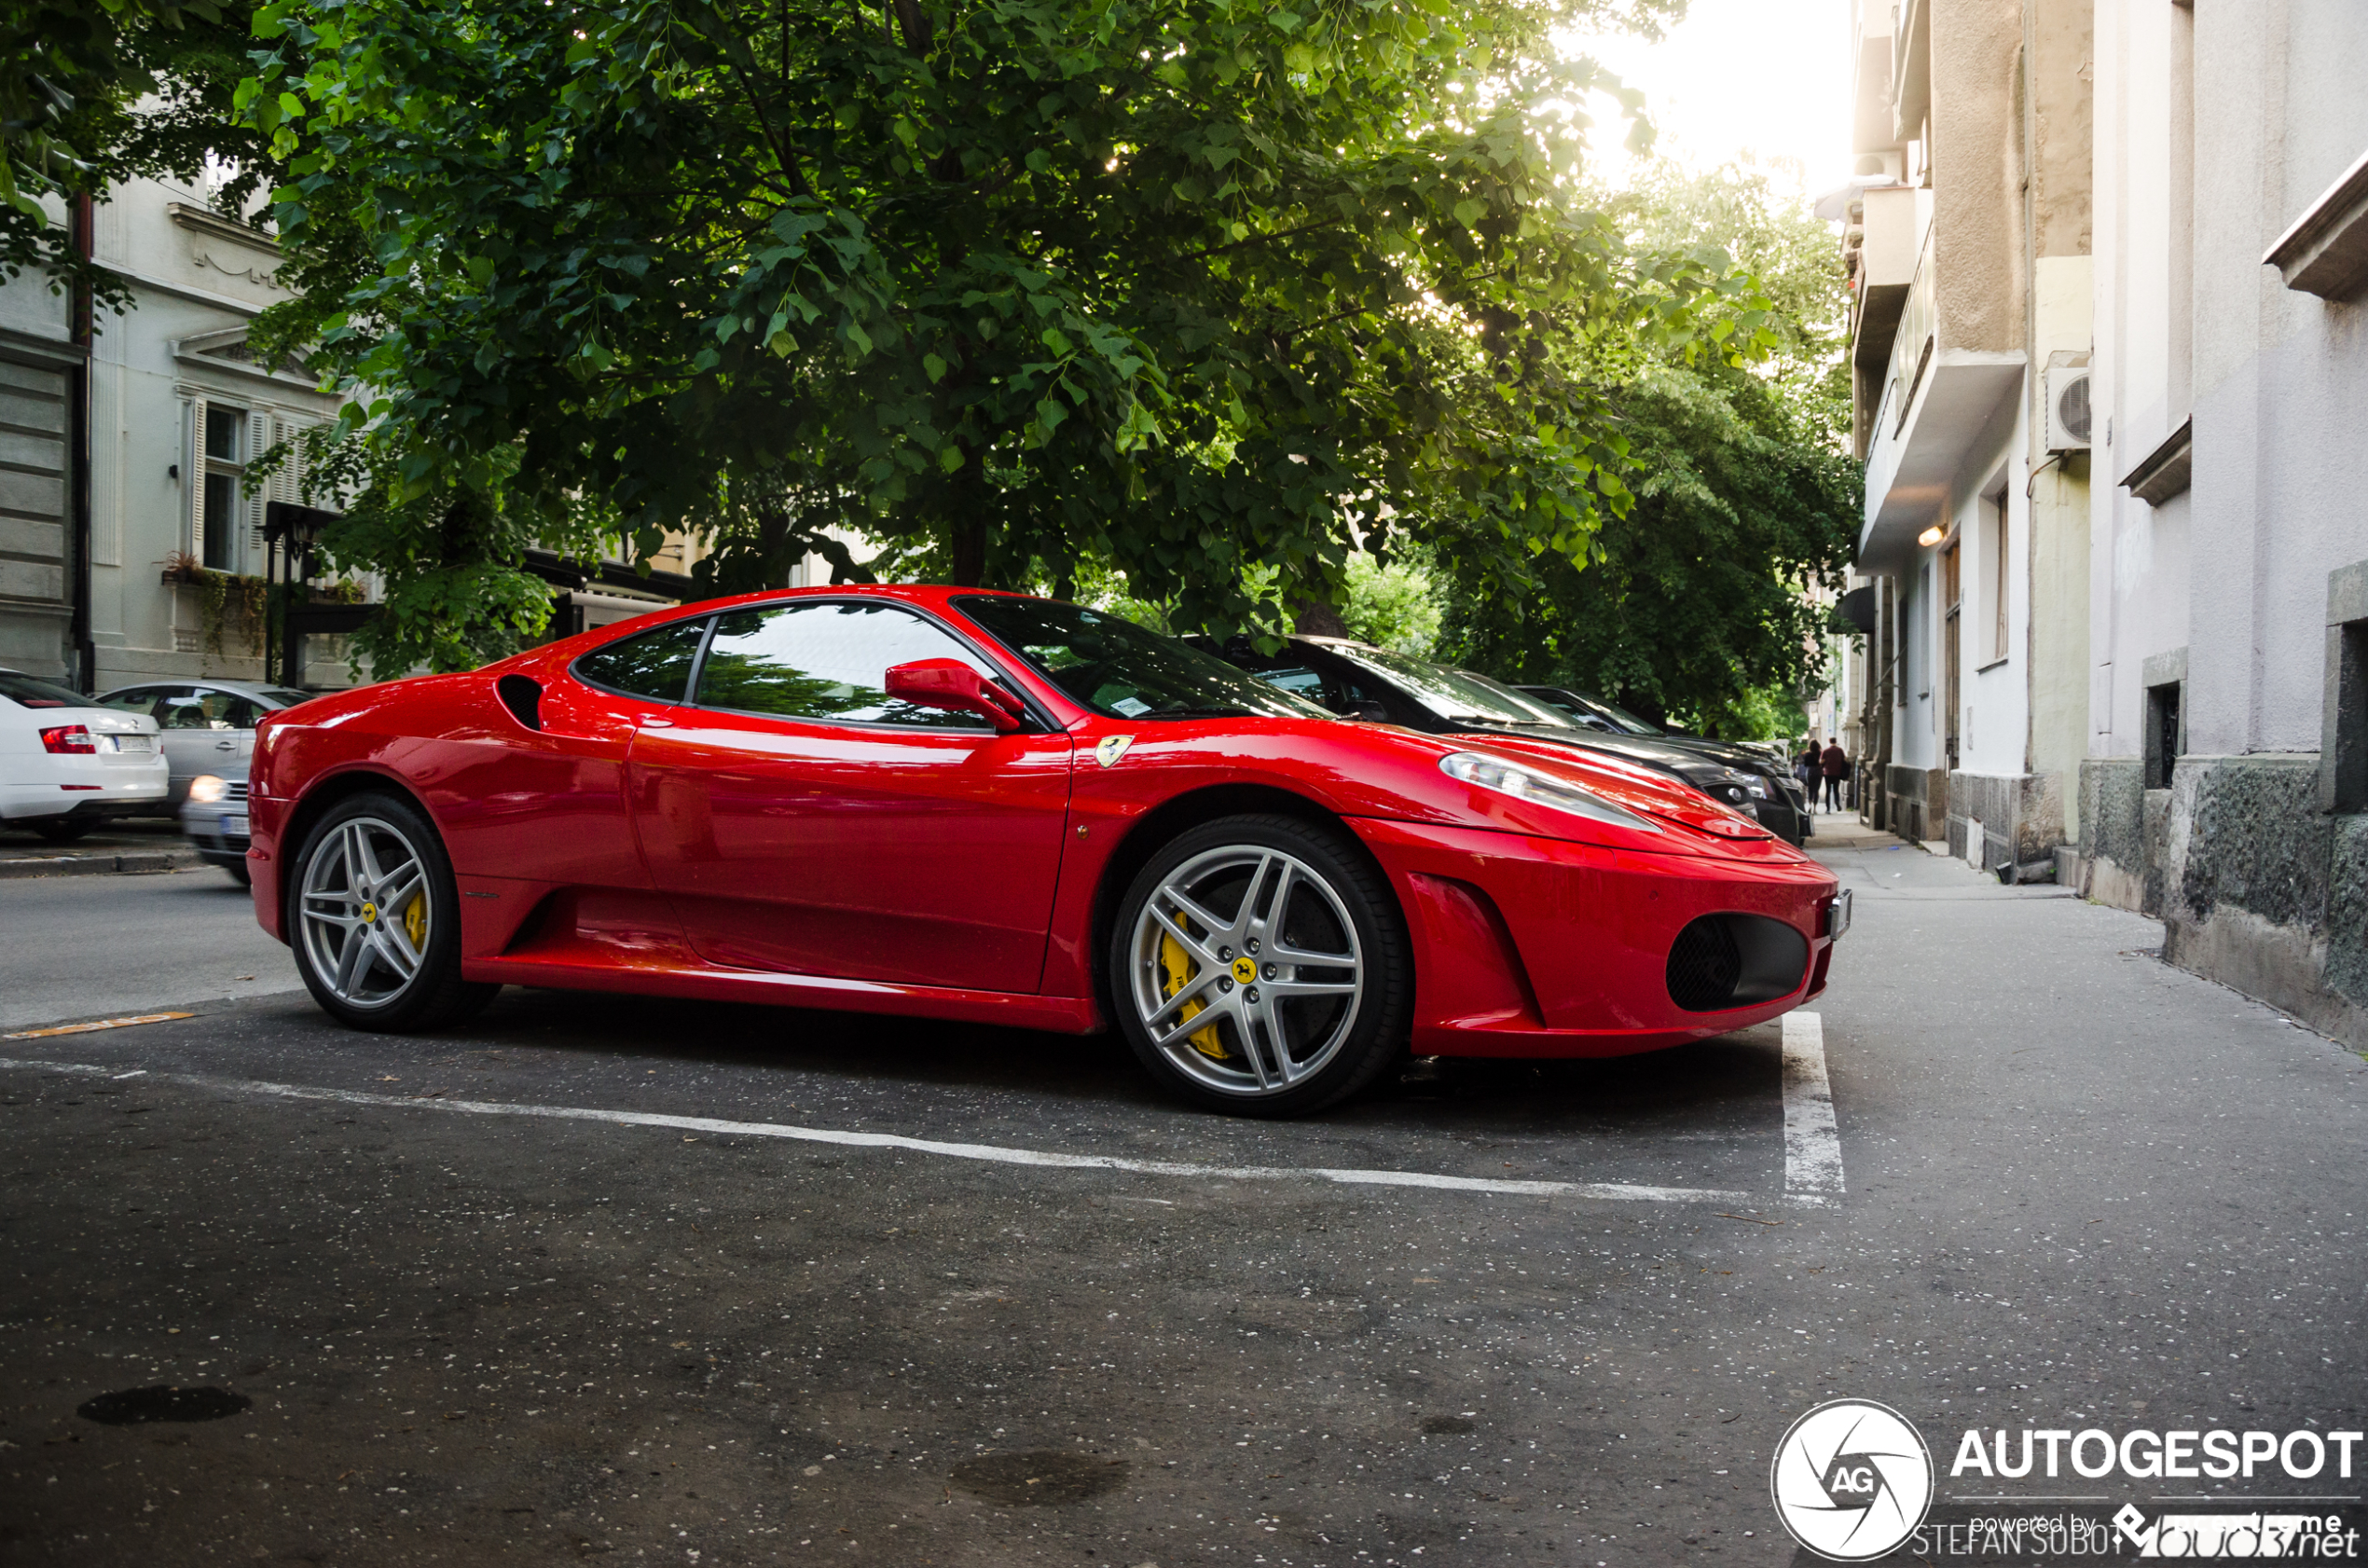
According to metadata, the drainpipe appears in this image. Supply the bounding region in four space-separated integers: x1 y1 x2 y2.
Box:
67 192 96 693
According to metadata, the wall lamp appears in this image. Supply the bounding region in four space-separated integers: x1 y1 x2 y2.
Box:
1917 524 1947 547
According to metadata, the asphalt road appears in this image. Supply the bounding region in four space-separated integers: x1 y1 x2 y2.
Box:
0 864 299 1031
1 831 2362 1566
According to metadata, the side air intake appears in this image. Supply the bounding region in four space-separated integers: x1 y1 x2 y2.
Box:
1665 913 1809 1012
495 673 544 732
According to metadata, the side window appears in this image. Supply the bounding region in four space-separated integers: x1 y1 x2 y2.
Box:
203 693 265 730
572 616 711 703
154 686 216 729
695 601 995 730
1250 664 1377 717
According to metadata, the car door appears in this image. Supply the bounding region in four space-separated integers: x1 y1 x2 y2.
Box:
148 686 238 805
627 598 1075 993
437 613 712 900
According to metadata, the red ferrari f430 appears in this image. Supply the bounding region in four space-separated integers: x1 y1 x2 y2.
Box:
246 586 1846 1115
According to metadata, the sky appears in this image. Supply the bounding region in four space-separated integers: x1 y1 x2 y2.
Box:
1560 0 1856 205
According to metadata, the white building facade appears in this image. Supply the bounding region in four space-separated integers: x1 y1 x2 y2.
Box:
0 171 346 690
2081 0 2368 1048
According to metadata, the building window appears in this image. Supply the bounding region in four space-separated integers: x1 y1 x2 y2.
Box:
2328 613 2368 814
2144 681 2182 791
195 402 247 572
1988 493 2009 662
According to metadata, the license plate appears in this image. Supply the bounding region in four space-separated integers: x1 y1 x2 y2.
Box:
224 813 249 838
111 734 155 753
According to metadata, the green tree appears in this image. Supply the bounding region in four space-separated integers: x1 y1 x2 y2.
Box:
239 0 1774 673
2 0 273 312
1435 158 1859 737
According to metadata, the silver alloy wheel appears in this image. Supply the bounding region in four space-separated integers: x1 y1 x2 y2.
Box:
297 816 432 1011
1126 845 1365 1097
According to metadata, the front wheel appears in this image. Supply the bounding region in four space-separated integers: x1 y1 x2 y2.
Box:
1109 814 1410 1117
288 791 498 1032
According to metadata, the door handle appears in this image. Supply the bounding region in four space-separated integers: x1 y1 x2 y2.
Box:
215 739 236 750
641 717 675 729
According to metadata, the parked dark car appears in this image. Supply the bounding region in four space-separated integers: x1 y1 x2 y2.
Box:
1519 684 1811 840
1192 636 1809 845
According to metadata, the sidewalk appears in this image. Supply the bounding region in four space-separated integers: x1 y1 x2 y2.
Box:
0 818 203 878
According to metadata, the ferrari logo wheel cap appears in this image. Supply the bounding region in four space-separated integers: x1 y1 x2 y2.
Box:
1232 956 1258 984
1095 735 1134 768
360 901 378 924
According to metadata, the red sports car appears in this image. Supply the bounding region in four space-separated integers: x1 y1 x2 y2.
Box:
246 585 1845 1116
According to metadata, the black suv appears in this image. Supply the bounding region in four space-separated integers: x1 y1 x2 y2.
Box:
1191 636 1807 845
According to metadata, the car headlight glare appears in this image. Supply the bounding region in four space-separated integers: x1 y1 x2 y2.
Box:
188 774 227 804
1439 751 1661 834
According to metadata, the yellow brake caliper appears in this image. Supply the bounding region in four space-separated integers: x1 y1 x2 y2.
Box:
402 891 428 952
1159 915 1229 1061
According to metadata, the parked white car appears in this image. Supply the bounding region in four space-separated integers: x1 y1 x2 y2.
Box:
0 669 170 843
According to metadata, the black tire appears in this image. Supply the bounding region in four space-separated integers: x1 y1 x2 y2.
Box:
1108 813 1410 1117
286 791 499 1033
34 817 93 844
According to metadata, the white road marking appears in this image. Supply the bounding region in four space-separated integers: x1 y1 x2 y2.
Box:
0 1055 1763 1206
1781 1010 1846 1204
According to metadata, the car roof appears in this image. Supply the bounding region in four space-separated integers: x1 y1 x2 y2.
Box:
99 678 310 703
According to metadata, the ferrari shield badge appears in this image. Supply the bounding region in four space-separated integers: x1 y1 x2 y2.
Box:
1095 735 1135 768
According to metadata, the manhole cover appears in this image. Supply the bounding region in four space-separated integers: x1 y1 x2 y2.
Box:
1421 1415 1476 1435
949 1451 1128 1506
77 1386 252 1425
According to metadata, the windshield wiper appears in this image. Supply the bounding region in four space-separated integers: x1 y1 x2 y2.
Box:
1140 703 1259 719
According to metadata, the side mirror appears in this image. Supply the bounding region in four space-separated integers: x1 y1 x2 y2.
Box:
883 659 1026 733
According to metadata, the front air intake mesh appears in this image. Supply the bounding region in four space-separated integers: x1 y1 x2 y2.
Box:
1665 914 1810 1012
1666 916 1743 1011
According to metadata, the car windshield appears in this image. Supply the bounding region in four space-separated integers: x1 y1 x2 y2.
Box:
0 672 91 709
956 597 1332 722
1582 694 1664 736
1322 643 1571 727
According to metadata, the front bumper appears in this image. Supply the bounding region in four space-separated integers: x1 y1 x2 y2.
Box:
179 794 252 868
1352 817 1839 1058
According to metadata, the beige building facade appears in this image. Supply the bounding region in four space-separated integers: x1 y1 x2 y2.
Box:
1841 0 2096 878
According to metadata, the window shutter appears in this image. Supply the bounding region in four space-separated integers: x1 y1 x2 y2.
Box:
187 394 208 563
246 413 273 565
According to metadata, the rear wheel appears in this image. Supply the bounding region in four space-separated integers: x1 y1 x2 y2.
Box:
33 817 92 844
1109 814 1409 1117
288 792 497 1032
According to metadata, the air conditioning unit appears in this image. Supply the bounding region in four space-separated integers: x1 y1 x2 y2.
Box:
2045 364 2092 451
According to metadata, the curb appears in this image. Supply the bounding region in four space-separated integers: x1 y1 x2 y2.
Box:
0 849 202 880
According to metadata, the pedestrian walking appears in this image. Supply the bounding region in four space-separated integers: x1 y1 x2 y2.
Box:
1820 739 1850 811
1796 737 1822 797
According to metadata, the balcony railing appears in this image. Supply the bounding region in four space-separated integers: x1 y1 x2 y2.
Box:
1883 224 1935 438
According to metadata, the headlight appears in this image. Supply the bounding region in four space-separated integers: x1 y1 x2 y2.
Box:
1440 751 1661 834
1678 764 1765 805
188 774 226 804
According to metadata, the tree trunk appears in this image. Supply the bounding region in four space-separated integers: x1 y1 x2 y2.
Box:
949 513 986 587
